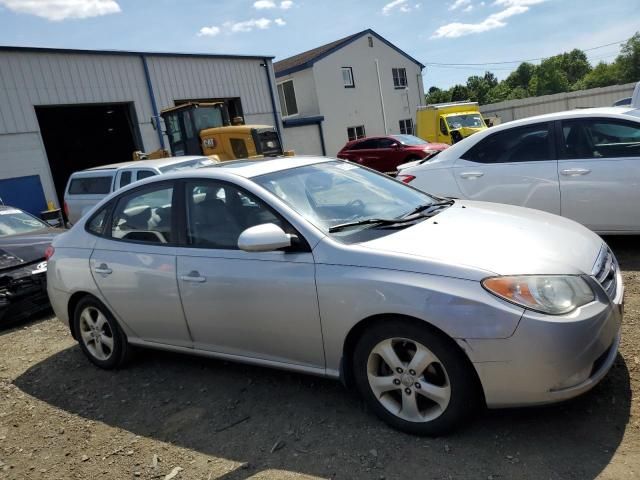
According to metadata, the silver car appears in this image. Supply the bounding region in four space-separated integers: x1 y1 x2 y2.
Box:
46 157 623 435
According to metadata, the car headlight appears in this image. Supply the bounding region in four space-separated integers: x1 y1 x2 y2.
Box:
482 275 595 315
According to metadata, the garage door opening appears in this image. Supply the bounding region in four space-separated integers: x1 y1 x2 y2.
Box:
35 103 141 207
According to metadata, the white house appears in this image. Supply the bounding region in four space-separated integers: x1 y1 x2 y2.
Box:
274 29 425 156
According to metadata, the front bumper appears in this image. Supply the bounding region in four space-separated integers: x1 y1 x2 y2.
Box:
466 271 623 408
0 265 50 323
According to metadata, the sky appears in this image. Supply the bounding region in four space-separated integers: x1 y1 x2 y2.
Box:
0 0 638 90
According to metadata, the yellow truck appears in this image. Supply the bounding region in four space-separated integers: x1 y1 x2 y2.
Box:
416 101 487 145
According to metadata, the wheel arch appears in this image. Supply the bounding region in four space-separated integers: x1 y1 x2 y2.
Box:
340 313 485 404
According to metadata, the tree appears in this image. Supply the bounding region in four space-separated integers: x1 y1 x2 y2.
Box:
425 86 451 104
615 33 640 83
575 62 619 89
449 84 470 101
505 62 536 91
485 82 511 104
556 49 592 86
529 57 569 96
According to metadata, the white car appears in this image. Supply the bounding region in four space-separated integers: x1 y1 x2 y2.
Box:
396 106 640 234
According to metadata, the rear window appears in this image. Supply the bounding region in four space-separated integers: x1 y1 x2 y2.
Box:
68 176 113 195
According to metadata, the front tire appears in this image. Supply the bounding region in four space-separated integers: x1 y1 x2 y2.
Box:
352 320 481 436
74 297 130 369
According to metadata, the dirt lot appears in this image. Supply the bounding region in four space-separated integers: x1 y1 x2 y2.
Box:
0 236 639 480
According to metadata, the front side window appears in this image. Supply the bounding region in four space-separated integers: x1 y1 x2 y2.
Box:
185 181 284 249
342 67 355 88
562 118 640 159
68 176 112 195
347 125 366 142
462 123 552 164
392 68 408 88
277 80 298 117
111 185 173 244
255 161 438 242
119 171 132 189
0 208 48 237
137 170 156 181
399 119 414 135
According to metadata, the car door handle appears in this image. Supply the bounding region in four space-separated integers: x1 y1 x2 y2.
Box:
459 171 484 179
180 271 206 283
94 264 112 275
560 168 591 176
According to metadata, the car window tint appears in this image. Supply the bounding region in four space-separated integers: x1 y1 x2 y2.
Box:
137 170 156 181
68 176 112 195
185 182 284 249
111 185 173 244
119 171 132 189
377 138 396 148
462 123 552 163
87 207 109 236
562 119 640 159
352 139 378 150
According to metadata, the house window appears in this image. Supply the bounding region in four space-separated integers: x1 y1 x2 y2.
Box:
347 125 366 141
392 68 408 88
368 36 373 48
277 80 298 117
399 119 414 135
341 67 355 88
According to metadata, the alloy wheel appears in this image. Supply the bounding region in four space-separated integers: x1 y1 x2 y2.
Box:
78 306 115 361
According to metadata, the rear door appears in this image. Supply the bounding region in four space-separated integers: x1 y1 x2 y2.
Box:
452 122 560 214
557 117 640 232
90 181 192 346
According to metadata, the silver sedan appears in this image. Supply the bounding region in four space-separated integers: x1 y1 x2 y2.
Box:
46 157 623 435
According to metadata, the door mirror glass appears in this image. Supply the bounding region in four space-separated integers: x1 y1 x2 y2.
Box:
238 223 291 252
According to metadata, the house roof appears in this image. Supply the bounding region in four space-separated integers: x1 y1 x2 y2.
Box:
274 29 425 77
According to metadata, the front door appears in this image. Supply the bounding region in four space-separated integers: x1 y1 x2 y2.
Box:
176 180 324 369
452 122 560 214
90 182 192 346
558 117 640 232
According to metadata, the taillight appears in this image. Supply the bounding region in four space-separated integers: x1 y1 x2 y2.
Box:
396 175 415 184
45 245 55 261
63 201 69 218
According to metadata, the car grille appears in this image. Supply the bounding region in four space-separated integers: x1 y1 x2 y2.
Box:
592 247 618 300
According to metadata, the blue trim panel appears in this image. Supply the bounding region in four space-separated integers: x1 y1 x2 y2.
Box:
275 29 424 78
0 45 274 60
140 55 165 149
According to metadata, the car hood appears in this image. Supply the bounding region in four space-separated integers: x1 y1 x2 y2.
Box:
0 229 62 271
360 200 603 277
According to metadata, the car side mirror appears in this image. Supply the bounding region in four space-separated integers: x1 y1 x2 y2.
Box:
391 143 401 149
238 223 292 252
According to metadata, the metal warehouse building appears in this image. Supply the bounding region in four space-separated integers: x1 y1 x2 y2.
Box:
0 46 282 215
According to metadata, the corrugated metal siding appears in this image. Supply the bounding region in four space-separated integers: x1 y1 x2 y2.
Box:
0 51 153 134
146 56 276 117
480 83 637 122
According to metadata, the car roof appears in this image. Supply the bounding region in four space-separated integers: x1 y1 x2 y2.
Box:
207 156 333 178
85 156 209 172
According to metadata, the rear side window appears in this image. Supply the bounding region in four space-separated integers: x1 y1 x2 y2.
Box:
68 176 112 195
561 118 640 159
86 206 109 236
351 139 378 150
137 171 156 181
119 171 132 189
462 123 553 163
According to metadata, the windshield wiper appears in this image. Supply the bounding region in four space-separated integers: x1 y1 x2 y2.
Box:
328 216 419 233
400 199 455 218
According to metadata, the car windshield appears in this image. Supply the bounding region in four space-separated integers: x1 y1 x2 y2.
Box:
446 114 484 130
254 161 439 241
0 209 48 237
159 157 215 173
392 135 428 146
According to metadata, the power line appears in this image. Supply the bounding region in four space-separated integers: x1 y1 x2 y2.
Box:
424 38 628 66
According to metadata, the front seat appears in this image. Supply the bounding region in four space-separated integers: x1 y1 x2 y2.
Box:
190 190 242 248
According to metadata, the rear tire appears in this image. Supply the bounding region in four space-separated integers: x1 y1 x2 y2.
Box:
352 319 481 436
73 296 131 369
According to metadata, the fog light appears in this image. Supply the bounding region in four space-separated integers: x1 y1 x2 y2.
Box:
550 366 592 391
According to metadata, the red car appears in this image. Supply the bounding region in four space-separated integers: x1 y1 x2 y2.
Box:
337 134 448 173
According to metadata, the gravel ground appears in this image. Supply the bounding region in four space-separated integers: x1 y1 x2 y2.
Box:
0 236 639 480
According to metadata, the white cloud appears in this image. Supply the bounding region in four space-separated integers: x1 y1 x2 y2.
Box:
253 0 275 8
463 4 473 11
449 0 470 10
274 17 286 26
280 0 293 9
382 0 420 15
224 17 272 32
197 26 221 37
433 0 545 38
0 0 120 21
